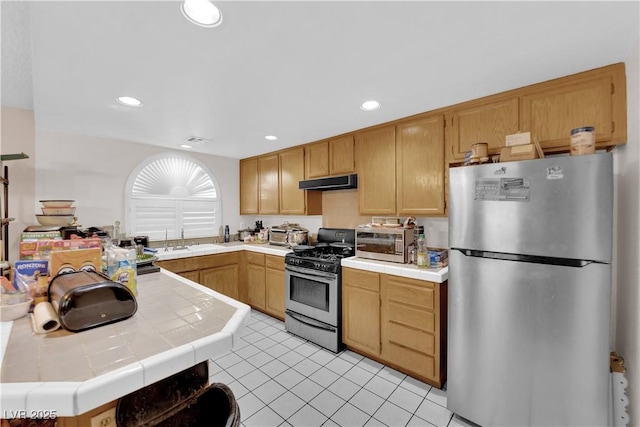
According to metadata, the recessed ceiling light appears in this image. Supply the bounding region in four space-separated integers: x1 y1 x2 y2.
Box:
360 100 381 111
180 144 193 149
181 0 223 27
117 96 143 107
265 135 278 141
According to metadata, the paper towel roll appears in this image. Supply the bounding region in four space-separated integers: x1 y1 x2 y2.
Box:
31 302 60 334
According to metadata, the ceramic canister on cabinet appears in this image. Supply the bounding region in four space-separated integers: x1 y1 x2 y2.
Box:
570 126 596 155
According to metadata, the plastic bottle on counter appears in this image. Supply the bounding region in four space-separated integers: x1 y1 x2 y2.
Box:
106 241 137 295
224 225 230 243
416 234 428 269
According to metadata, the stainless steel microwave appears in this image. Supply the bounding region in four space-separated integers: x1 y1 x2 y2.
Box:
355 227 414 263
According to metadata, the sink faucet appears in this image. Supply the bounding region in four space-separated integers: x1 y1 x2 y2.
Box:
174 228 189 250
164 229 169 252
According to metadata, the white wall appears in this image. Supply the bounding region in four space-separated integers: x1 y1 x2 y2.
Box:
612 37 640 426
35 129 240 242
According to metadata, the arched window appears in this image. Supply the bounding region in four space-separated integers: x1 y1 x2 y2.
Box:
125 153 221 241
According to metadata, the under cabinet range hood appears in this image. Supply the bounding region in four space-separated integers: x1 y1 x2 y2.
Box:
298 174 357 191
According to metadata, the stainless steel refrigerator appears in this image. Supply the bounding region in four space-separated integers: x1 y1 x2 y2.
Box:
447 153 612 426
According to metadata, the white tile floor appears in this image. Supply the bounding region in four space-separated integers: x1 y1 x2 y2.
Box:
209 310 475 427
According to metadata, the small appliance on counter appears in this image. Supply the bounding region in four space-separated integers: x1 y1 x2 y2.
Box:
269 223 309 247
355 226 414 263
48 270 137 332
237 229 253 241
133 235 149 247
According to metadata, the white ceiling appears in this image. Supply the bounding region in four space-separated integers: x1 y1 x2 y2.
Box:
2 1 639 159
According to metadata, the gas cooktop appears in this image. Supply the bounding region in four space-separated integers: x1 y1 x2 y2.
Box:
285 228 355 273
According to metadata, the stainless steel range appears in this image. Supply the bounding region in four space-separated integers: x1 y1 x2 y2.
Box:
284 228 355 353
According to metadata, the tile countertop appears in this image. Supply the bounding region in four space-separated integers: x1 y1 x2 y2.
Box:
0 269 250 417
341 257 448 283
154 242 448 283
154 242 291 260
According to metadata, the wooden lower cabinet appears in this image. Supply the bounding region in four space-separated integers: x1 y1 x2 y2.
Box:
155 258 199 282
156 253 239 300
342 268 381 355
200 264 239 300
245 252 285 320
179 270 200 283
342 267 447 388
157 250 286 316
265 255 285 320
246 252 266 310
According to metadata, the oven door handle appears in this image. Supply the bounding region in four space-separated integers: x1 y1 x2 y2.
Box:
286 310 336 332
285 265 337 280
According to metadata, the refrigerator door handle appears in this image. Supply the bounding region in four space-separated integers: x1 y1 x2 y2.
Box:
452 248 598 267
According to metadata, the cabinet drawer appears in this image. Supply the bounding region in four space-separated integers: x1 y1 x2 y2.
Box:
265 254 284 270
343 268 379 292
385 340 435 380
387 300 435 334
386 319 435 355
156 258 197 274
246 252 265 266
384 277 435 310
194 253 238 269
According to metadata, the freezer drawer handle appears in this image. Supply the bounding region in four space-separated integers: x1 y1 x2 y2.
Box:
454 249 598 267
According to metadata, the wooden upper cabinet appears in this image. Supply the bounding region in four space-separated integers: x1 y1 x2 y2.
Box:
520 63 626 152
305 141 329 179
396 115 445 216
281 147 322 215
279 147 306 214
355 125 397 215
449 96 520 162
239 158 258 215
305 135 354 178
258 154 279 214
328 135 355 175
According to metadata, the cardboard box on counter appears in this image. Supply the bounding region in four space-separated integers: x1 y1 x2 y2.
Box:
427 247 448 268
50 247 102 277
20 231 62 241
20 238 103 260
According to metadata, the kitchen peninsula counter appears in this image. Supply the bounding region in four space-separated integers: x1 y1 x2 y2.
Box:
0 269 250 418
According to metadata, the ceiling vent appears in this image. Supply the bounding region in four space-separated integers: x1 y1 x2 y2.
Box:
184 136 211 145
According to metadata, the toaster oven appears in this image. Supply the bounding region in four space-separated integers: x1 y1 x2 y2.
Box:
355 227 415 263
269 227 289 246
